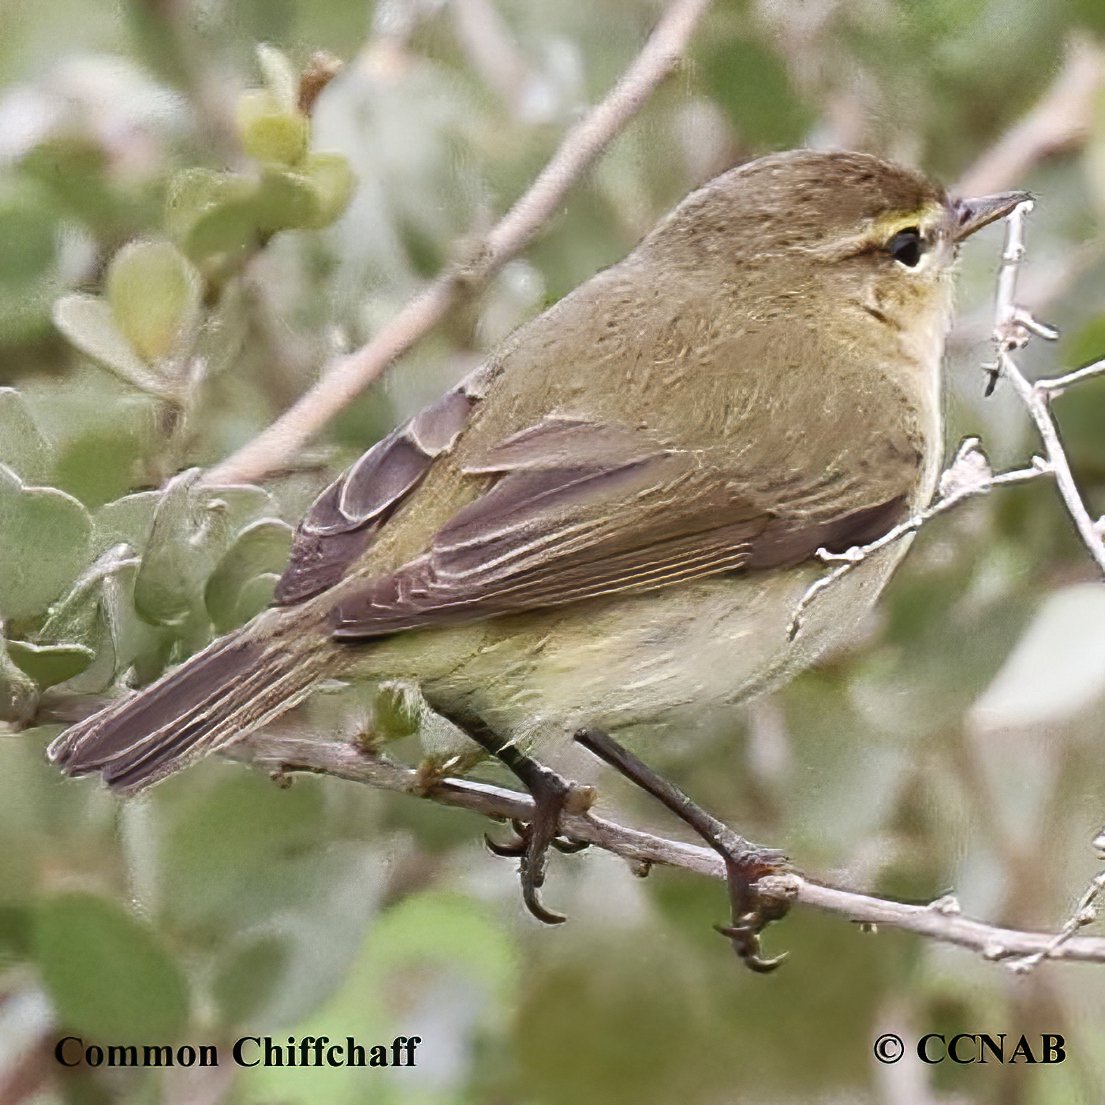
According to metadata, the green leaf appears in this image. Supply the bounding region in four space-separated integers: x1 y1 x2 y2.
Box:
0 388 50 484
52 423 149 511
132 469 213 627
93 491 162 555
231 572 280 626
253 167 321 232
0 637 38 724
256 43 298 113
237 89 309 166
299 152 356 228
204 519 292 632
106 239 203 364
168 169 260 271
6 640 96 688
52 293 174 399
0 178 63 345
38 543 137 642
34 892 189 1043
201 483 277 532
0 465 91 622
212 934 291 1025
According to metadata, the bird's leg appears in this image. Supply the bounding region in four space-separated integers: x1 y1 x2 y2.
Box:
574 728 790 972
428 704 593 924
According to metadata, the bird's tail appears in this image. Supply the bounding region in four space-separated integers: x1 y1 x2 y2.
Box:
47 626 320 793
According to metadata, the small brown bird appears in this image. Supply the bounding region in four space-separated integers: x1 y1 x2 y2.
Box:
49 149 1025 967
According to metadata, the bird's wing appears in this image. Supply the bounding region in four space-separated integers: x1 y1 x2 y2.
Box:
274 375 482 605
326 411 917 639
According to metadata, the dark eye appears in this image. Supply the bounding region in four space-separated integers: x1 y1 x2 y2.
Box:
887 227 924 267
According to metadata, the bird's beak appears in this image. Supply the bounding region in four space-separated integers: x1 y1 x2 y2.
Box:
952 191 1033 241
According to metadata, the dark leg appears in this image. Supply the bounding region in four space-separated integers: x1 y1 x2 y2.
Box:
429 702 593 925
575 728 789 972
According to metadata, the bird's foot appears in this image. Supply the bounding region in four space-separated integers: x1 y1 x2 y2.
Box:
711 835 792 972
574 727 792 973
484 772 596 924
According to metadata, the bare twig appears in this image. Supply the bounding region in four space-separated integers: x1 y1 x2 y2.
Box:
204 0 712 487
992 200 1105 576
954 36 1105 198
231 732 1105 965
789 439 1046 640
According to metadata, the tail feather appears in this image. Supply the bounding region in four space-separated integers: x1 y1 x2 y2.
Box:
47 631 317 792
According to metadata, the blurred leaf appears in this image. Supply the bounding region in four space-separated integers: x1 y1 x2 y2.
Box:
157 769 328 932
299 151 356 227
0 905 31 963
0 465 91 623
52 293 174 399
237 90 309 165
20 135 151 238
1060 314 1105 370
0 177 63 345
168 168 261 272
6 640 95 688
971 583 1105 730
106 239 203 364
253 166 322 231
256 43 298 112
696 32 813 147
211 933 291 1026
204 517 292 632
0 388 50 484
34 892 189 1043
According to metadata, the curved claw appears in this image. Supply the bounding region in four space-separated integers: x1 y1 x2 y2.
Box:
484 831 525 858
522 882 568 925
552 837 590 855
742 947 789 974
714 923 788 973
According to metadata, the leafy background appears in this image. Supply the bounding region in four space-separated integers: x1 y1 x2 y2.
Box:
3 0 1105 1102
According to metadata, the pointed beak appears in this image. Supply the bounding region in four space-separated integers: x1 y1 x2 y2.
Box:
952 190 1033 241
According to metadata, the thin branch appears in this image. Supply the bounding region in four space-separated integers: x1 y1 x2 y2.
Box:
789 439 1047 640
993 201 1105 576
232 732 1105 965
203 0 712 487
1036 357 1105 395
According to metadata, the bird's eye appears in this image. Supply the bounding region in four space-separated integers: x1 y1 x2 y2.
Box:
886 227 924 268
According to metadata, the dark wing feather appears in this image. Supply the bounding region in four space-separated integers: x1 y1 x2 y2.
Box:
274 373 484 604
331 416 915 639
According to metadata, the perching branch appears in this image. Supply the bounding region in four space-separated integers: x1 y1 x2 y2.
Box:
203 0 712 487
234 732 1105 966
788 439 1046 640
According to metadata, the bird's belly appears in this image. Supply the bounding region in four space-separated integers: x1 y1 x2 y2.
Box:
400 541 908 750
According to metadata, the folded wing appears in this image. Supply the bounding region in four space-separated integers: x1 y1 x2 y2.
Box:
330 414 915 639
